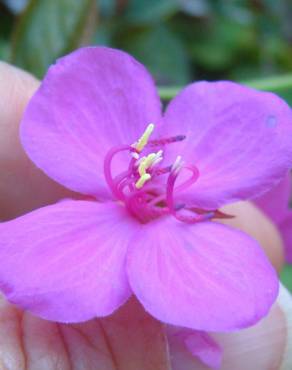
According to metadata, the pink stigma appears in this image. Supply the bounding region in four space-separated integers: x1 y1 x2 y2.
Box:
103 126 219 223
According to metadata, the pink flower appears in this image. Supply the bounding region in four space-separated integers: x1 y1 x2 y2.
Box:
0 47 292 331
254 172 292 262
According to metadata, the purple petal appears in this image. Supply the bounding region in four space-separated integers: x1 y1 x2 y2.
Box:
253 171 292 262
167 327 222 370
162 81 292 209
127 218 278 331
0 200 138 322
21 47 162 199
254 171 291 225
279 214 292 263
185 331 222 369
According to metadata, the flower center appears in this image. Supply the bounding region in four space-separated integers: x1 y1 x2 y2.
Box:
104 124 221 223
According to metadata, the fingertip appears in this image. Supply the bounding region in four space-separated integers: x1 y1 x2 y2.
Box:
0 62 72 220
167 283 292 370
0 61 39 111
220 201 285 272
0 61 39 159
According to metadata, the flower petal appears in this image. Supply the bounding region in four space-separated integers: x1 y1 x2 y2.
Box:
166 327 222 370
127 218 278 331
253 171 292 262
279 214 292 263
184 331 222 370
162 81 292 208
254 171 292 225
0 200 138 322
21 47 162 198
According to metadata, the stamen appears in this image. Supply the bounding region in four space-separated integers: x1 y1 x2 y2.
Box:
138 153 157 176
171 155 183 175
152 166 172 176
151 150 163 167
175 165 200 193
166 161 212 224
135 150 164 189
104 144 137 200
125 191 169 222
135 173 151 189
131 152 140 160
104 123 215 224
149 135 186 147
189 208 234 220
132 123 155 152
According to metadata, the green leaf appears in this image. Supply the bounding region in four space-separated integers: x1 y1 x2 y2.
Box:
190 17 255 70
11 0 94 78
122 0 178 25
0 4 13 61
116 24 191 86
0 39 10 61
281 264 292 292
98 0 116 18
93 21 115 46
179 0 211 17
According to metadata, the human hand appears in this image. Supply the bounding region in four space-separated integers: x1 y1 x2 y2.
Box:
0 61 291 370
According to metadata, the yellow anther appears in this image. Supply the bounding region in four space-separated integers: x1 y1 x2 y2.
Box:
135 150 163 189
135 173 151 189
133 123 155 152
138 153 156 177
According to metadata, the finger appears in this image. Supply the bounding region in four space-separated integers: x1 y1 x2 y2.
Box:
0 295 25 369
213 284 292 370
168 282 292 370
220 201 284 272
96 298 170 370
0 294 170 370
0 62 72 221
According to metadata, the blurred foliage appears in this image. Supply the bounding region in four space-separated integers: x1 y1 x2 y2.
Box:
281 265 292 292
0 0 292 91
11 0 94 77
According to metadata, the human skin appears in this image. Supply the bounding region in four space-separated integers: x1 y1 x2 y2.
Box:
0 61 291 370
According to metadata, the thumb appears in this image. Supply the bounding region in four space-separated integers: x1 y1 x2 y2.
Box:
168 282 292 370
0 62 73 221
214 283 292 370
